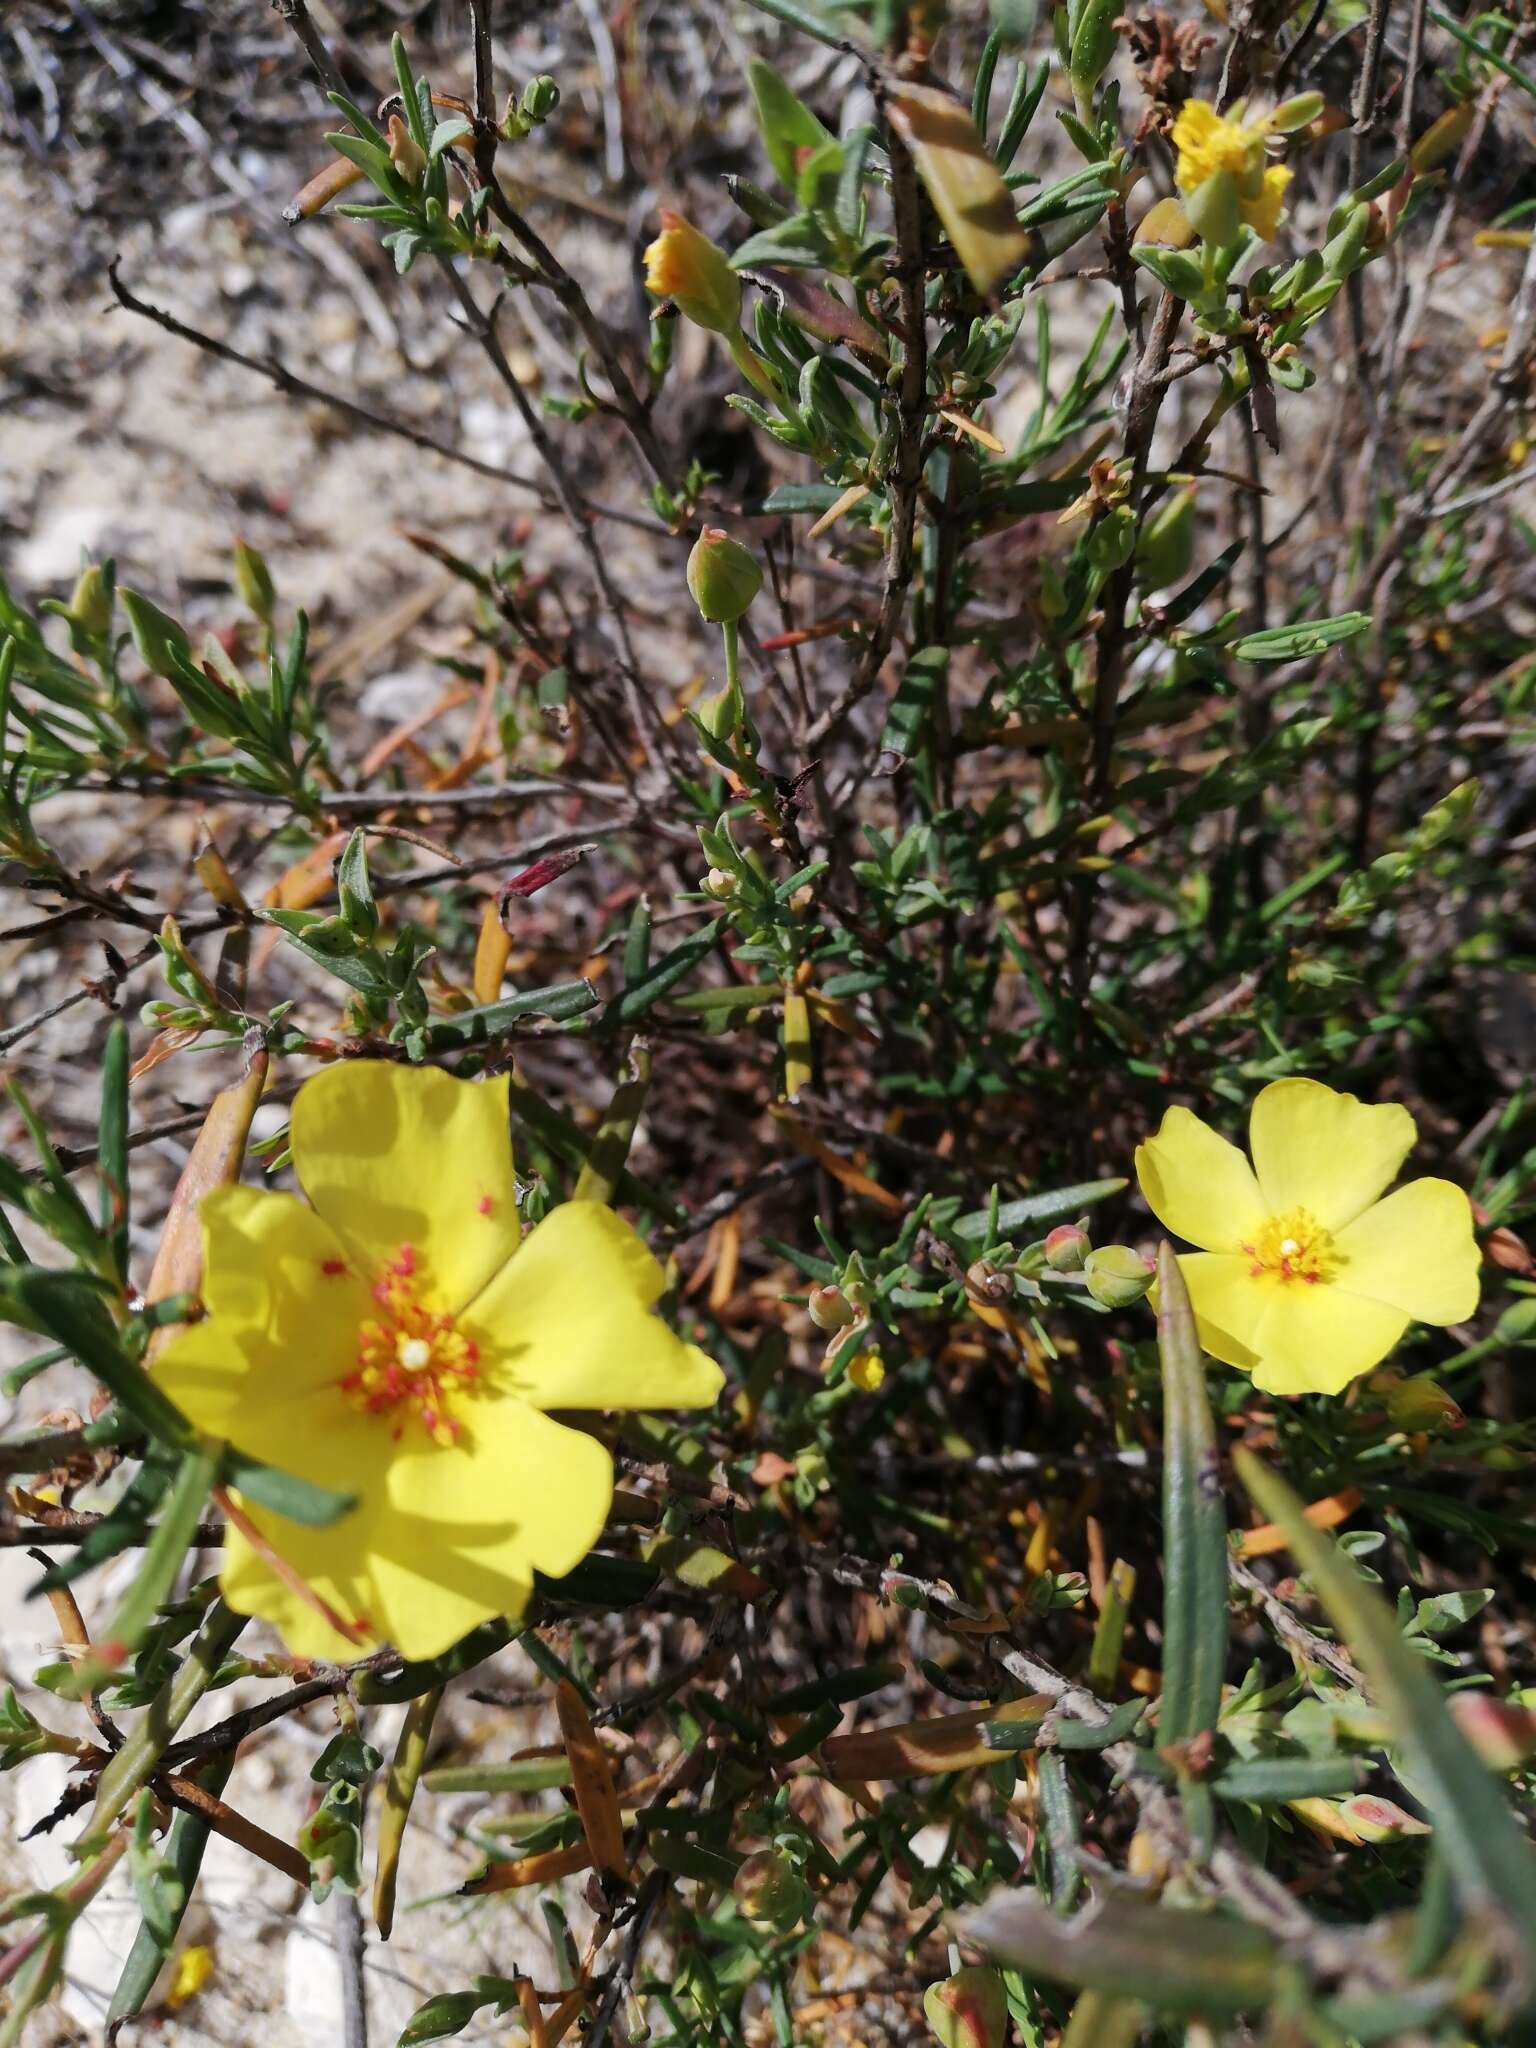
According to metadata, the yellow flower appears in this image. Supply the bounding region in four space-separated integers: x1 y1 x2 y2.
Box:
167 1943 215 2008
1171 99 1292 242
643 211 742 334
847 1348 886 1394
154 1064 723 1661
1136 1079 1480 1397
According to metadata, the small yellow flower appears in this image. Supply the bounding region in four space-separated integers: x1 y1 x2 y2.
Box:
167 1943 215 2008
1136 1078 1480 1397
847 1349 886 1393
643 210 742 334
1171 99 1292 242
154 1064 723 1661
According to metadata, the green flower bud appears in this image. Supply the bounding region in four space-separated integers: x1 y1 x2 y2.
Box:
1043 1224 1090 1272
233 538 275 626
1268 92 1324 135
1136 487 1196 589
1083 1244 1154 1308
521 75 560 124
699 867 736 902
807 1284 855 1331
734 1850 807 1930
1380 1370 1464 1434
1184 169 1241 248
68 562 113 638
1087 503 1137 574
122 589 193 680
686 528 762 624
922 1965 1009 2048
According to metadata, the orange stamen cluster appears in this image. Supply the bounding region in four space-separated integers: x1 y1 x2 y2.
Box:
1242 1208 1340 1287
338 1244 480 1444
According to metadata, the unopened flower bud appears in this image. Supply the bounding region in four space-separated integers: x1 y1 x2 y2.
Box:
1136 487 1195 589
1451 1693 1536 1773
700 867 736 901
1184 169 1241 247
233 538 275 626
734 1850 807 1930
807 1284 854 1331
1087 503 1137 574
922 1964 1009 2048
1083 1244 1154 1308
121 589 193 681
68 562 112 638
643 211 742 335
520 75 560 125
847 1348 886 1393
1268 91 1324 134
1383 1371 1464 1434
1043 1224 1090 1273
386 113 427 184
1339 1794 1431 1843
687 528 762 624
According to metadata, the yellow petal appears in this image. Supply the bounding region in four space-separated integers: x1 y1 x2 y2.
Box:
1248 1080 1415 1230
220 1501 386 1661
1334 1180 1481 1324
1250 1284 1409 1397
290 1064 519 1312
1135 1107 1267 1251
1177 1252 1263 1369
460 1202 724 1412
153 1186 391 1491
384 1402 614 1641
1171 100 1222 161
1242 164 1291 240
221 1404 612 1663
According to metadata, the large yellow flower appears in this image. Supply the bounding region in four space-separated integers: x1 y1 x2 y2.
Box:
1136 1079 1480 1397
154 1063 723 1661
1171 99 1292 242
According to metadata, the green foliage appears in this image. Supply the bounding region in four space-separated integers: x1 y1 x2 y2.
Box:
4 0 1536 2042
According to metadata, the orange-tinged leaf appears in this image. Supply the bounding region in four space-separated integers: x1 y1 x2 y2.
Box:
473 899 512 1005
144 1038 269 1310
128 1025 207 1082
356 683 474 780
460 1843 593 1896
286 156 365 220
707 1214 740 1315
887 84 1032 294
774 1111 906 1211
820 1693 1052 1780
555 1680 629 1881
1237 1486 1362 1558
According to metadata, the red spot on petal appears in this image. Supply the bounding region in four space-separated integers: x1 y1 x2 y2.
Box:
478 1194 495 1216
322 1257 347 1276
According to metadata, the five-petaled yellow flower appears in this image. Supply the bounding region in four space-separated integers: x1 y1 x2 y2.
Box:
154 1064 723 1661
1136 1079 1480 1397
1172 99 1292 242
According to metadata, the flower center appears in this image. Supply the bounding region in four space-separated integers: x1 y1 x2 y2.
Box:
1241 1208 1340 1286
338 1244 480 1444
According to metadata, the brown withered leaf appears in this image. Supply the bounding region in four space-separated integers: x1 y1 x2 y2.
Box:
555 1679 629 1881
821 1692 1053 1780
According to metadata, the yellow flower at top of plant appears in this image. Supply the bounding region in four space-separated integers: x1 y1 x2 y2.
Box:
153 1063 723 1661
643 210 742 334
1136 1079 1480 1397
1171 99 1292 242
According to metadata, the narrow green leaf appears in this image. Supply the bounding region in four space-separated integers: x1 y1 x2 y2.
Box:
221 1447 357 1527
1236 1447 1536 1968
10 1268 192 1451
1156 1242 1227 1751
98 1021 130 1280
954 1178 1127 1243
